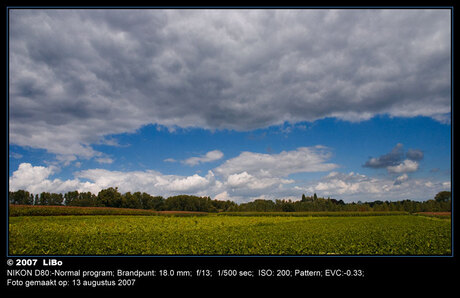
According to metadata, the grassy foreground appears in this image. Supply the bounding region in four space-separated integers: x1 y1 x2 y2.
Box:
9 213 451 255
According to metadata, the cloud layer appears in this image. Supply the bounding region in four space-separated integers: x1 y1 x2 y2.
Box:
9 9 451 160
9 144 450 202
300 171 450 202
10 146 338 201
9 161 450 203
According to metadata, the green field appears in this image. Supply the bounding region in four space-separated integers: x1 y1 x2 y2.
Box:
9 212 451 255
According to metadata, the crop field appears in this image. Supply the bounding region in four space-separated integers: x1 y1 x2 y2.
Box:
9 205 208 217
9 210 451 255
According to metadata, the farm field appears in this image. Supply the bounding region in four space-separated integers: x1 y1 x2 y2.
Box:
9 212 451 255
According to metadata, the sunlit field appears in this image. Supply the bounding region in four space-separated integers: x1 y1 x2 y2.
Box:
9 211 451 255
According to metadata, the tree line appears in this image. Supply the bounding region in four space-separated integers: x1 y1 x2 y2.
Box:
8 188 451 213
8 187 237 212
236 192 451 213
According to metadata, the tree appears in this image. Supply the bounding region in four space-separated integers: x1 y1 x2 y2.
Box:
434 191 451 203
64 191 79 206
301 194 307 202
121 192 142 209
38 192 51 205
9 190 33 205
80 192 99 207
139 192 164 210
98 187 122 208
49 193 64 205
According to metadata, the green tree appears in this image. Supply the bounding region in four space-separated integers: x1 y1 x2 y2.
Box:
98 187 122 208
121 192 142 209
9 190 33 205
64 191 79 206
434 191 451 203
80 192 99 207
140 192 164 210
49 193 64 205
38 192 51 205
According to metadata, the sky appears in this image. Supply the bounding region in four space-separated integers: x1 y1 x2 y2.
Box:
8 9 452 203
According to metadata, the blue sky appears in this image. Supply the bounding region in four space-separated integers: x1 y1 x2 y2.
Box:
8 9 451 203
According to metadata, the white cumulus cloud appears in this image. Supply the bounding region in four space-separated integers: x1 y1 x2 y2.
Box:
215 146 338 179
9 163 220 197
300 171 449 202
9 163 83 194
226 171 294 190
95 157 114 164
394 173 409 185
387 159 419 173
9 160 451 203
183 150 224 166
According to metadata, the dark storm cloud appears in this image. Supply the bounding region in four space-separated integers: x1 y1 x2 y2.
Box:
363 144 424 171
406 149 424 161
363 143 404 169
9 9 451 159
